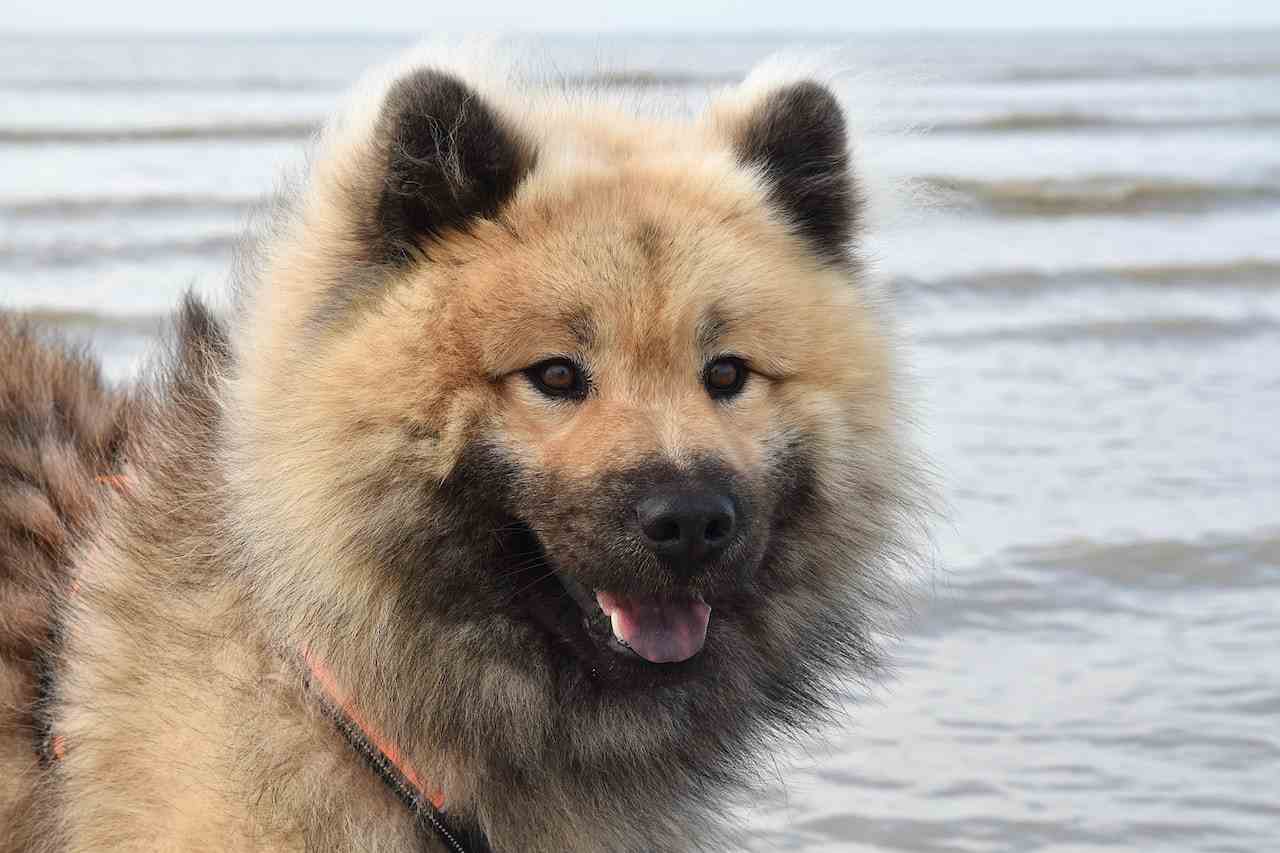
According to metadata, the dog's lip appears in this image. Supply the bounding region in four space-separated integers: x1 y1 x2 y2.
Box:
556 569 600 615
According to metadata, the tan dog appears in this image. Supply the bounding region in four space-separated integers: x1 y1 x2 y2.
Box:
0 49 925 852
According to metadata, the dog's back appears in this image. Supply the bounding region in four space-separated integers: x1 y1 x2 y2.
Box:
0 318 128 849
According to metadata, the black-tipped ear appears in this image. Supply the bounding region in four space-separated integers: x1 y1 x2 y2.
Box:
370 69 533 264
731 81 859 264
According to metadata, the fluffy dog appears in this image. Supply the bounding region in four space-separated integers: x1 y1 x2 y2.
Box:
0 49 925 852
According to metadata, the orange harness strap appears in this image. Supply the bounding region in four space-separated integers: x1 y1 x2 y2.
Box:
299 648 477 852
300 646 447 813
301 649 446 809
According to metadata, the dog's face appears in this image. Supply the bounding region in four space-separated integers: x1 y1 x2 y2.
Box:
232 65 914 814
427 169 892 687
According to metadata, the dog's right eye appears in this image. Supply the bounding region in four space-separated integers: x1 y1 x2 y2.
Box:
524 358 587 400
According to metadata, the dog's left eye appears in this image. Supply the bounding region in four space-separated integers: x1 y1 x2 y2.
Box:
704 356 748 399
525 358 587 400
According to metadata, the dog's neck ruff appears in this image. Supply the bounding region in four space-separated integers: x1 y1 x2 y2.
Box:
300 648 489 853
63 473 488 849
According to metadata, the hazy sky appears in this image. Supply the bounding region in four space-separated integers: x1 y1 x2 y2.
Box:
7 0 1279 33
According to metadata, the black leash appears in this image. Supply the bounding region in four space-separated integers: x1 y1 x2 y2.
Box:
324 704 476 852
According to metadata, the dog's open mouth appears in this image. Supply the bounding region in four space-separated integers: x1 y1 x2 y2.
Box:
505 522 713 672
594 591 710 663
556 570 711 665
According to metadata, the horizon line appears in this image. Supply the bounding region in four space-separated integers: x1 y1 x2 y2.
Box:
4 23 1280 38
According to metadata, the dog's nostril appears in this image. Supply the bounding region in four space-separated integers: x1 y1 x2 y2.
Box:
704 516 728 544
652 519 681 543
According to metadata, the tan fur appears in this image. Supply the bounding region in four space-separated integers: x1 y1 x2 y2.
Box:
1 48 926 852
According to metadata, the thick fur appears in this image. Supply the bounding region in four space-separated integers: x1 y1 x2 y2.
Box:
0 320 128 851
1 48 926 852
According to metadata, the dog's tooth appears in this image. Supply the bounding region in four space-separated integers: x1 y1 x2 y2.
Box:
610 611 625 643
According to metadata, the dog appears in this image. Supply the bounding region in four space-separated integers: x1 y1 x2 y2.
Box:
0 48 925 851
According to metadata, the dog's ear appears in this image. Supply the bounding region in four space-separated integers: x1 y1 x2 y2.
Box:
722 80 860 264
364 69 535 264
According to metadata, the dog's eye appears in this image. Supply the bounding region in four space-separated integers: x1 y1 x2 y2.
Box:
704 356 748 399
525 358 587 400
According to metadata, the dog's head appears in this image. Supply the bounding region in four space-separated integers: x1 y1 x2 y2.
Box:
228 57 921 847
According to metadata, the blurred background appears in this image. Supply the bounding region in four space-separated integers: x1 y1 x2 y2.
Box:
3 2 1279 850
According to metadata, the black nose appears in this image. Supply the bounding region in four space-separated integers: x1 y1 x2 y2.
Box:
637 489 737 566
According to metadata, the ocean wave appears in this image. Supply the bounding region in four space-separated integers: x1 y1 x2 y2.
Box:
918 175 1280 217
929 111 1280 134
7 112 1273 146
989 61 1280 84
0 76 343 93
0 121 318 144
1005 531 1280 590
925 530 1280 636
2 193 265 219
6 61 1278 94
898 260 1280 294
2 307 166 334
917 314 1279 346
0 69 734 95
0 234 239 267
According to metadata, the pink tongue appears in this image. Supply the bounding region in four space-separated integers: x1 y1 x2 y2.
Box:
595 591 711 663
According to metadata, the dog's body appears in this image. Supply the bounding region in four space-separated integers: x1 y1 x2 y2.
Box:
0 50 924 851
